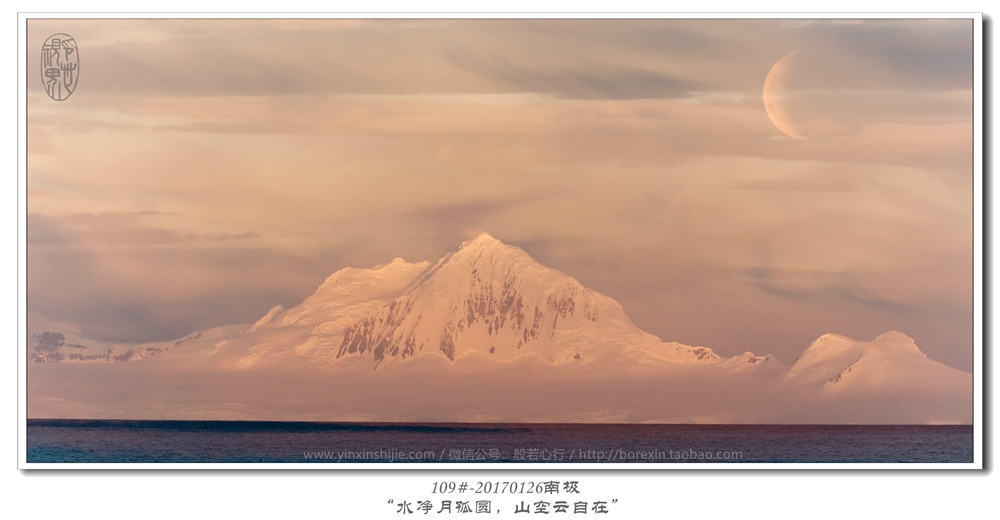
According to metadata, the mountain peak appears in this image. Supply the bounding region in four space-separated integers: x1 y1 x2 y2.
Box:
874 330 915 345
873 331 925 356
786 331 933 385
329 233 718 368
460 232 504 249
455 233 520 254
444 233 537 274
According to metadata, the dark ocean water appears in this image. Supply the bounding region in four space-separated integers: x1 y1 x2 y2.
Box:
26 420 973 463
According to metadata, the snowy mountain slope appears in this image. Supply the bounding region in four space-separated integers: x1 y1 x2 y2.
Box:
197 257 434 369
760 331 973 424
782 331 969 392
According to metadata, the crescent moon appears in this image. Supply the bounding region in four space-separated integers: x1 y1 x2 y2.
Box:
763 51 806 140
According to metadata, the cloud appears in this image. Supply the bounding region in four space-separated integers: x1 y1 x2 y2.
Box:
404 190 573 223
735 178 856 192
445 51 696 100
795 19 974 91
741 265 913 312
27 212 259 247
27 243 340 343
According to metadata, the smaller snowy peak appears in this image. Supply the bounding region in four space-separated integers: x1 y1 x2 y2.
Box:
786 333 866 381
315 258 431 294
719 351 787 375
740 352 770 364
796 331 925 361
641 342 719 364
273 259 432 328
803 333 856 353
307 259 431 301
371 257 411 270
789 333 864 366
784 331 948 389
872 331 925 357
875 331 913 343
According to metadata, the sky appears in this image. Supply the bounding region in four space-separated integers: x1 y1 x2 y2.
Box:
26 18 974 370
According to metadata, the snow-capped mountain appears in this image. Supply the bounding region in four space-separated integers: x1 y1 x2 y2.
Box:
334 233 716 367
782 331 971 395
26 233 973 424
30 233 717 369
773 331 972 423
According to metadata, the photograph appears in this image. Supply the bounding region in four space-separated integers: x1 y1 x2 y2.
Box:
22 15 980 467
